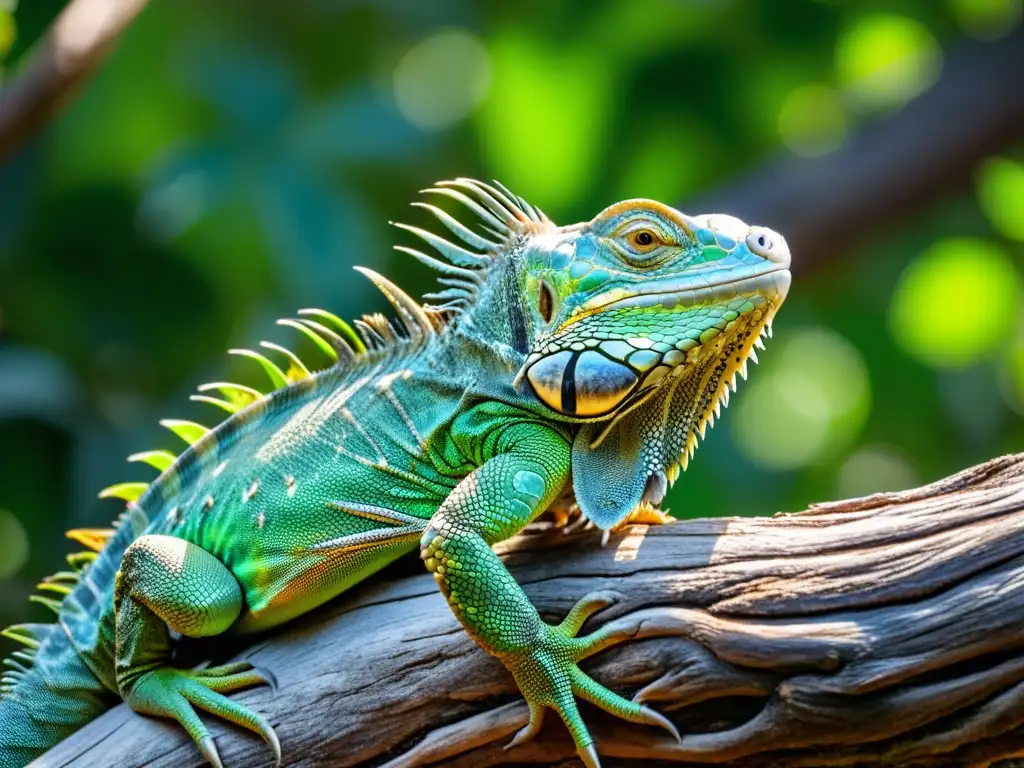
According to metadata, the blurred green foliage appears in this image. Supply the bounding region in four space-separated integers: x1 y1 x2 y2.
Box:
0 0 1022 632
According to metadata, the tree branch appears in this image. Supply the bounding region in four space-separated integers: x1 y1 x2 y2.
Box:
36 454 1024 767
0 0 150 163
689 26 1024 268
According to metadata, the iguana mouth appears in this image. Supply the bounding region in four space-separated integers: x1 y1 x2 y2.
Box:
580 265 791 316
520 266 789 418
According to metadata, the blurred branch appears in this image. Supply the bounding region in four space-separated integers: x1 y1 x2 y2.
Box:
38 453 1024 767
0 0 149 163
691 26 1024 267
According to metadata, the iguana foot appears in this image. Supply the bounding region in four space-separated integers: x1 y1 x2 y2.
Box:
552 500 672 537
503 592 679 767
124 662 279 767
548 497 583 530
611 501 673 532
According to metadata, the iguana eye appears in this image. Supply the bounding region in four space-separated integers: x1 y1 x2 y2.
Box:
627 229 659 252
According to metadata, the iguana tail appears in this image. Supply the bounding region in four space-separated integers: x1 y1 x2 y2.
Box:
0 505 151 767
0 625 114 767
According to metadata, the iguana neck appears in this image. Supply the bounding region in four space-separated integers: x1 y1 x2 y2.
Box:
452 239 534 366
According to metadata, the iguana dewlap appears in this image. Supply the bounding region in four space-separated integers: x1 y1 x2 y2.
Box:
0 179 790 768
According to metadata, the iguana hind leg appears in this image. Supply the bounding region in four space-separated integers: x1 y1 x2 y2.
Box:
421 424 678 768
114 534 279 767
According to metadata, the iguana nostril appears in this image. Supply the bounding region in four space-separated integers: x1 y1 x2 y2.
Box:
747 227 790 266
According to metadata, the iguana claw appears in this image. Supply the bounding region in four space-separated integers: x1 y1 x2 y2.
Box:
580 743 601 768
199 736 224 768
504 702 546 750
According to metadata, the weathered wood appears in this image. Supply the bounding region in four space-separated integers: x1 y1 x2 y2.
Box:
35 454 1024 767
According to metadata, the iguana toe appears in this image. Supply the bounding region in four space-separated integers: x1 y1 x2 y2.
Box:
124 665 279 767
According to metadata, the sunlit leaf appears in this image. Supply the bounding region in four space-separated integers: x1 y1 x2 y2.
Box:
476 29 613 212
777 84 847 157
998 341 1024 415
0 509 29 578
977 156 1024 242
0 8 15 62
890 238 1022 367
949 0 1022 40
393 30 491 131
836 14 941 111
576 0 716 64
732 327 871 470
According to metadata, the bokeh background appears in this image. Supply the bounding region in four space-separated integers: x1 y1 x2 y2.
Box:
1 0 1023 633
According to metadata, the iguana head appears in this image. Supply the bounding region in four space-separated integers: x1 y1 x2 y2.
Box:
399 179 790 529
516 197 790 528
518 200 790 416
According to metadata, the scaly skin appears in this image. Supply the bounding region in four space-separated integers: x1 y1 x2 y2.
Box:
0 179 790 768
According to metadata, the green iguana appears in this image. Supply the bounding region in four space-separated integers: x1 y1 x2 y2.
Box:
0 178 790 768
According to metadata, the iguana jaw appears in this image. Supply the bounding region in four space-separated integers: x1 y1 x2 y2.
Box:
567 264 790 326
520 266 789 420
568 293 785 530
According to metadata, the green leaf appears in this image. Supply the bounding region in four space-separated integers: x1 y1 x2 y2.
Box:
890 238 1022 367
0 0 16 62
977 157 1024 242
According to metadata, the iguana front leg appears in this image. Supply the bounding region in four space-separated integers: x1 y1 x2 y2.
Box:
422 424 678 767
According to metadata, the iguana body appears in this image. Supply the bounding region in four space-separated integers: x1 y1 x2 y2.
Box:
0 179 790 768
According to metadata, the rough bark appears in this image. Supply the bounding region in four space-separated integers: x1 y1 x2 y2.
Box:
34 453 1024 767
